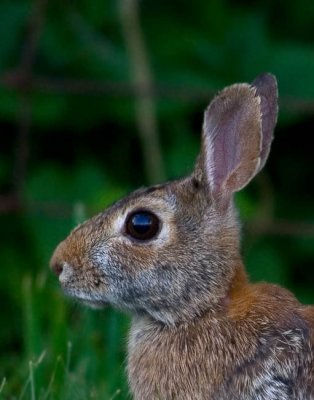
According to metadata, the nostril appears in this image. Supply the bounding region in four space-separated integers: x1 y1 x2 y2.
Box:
52 262 64 277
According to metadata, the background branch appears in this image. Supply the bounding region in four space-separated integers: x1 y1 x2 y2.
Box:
12 0 47 204
2 75 314 115
119 0 165 184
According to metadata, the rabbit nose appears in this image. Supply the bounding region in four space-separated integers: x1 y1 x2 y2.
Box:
50 260 73 283
50 240 72 280
52 262 63 277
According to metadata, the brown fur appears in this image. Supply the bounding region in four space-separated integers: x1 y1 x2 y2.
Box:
50 74 314 399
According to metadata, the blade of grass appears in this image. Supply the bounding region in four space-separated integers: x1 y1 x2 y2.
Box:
29 361 36 400
19 376 30 400
109 388 121 400
0 377 6 394
42 356 62 400
65 341 72 378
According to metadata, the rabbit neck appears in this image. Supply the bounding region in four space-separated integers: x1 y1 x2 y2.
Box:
127 263 251 398
130 262 248 328
128 263 249 344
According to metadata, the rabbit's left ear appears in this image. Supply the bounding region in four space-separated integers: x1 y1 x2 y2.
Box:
195 73 278 202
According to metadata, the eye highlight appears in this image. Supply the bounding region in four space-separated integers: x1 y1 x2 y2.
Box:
125 210 160 241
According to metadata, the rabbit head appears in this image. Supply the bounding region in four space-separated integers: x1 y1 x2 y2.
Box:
50 74 278 325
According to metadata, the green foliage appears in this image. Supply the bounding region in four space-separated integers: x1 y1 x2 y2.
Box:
1 0 314 398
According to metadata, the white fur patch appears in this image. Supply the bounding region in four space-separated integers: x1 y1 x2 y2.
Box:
59 262 73 284
202 117 218 191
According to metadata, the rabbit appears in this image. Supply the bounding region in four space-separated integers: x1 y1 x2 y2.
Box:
50 73 314 400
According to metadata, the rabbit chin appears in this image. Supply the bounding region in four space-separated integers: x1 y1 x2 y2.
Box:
81 299 109 309
63 287 109 309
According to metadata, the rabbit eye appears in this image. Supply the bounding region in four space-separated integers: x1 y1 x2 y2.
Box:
126 211 160 241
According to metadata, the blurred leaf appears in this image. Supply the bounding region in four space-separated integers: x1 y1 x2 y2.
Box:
246 241 289 285
271 42 314 98
236 190 258 220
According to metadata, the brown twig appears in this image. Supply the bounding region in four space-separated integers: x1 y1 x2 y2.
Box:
2 74 314 115
246 219 314 237
12 0 47 202
1 194 314 237
119 0 165 184
1 74 215 101
13 95 32 201
0 194 21 214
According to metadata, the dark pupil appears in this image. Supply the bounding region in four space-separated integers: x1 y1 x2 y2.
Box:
127 211 159 240
132 213 152 234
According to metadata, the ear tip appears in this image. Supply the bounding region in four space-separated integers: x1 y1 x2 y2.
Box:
251 73 278 97
251 72 278 121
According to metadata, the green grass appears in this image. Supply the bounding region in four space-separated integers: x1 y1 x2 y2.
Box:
1 273 129 400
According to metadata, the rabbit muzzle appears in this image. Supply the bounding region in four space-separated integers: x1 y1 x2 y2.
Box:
50 236 110 307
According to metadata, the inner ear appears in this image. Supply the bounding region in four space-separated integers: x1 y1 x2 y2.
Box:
195 74 277 204
202 84 262 197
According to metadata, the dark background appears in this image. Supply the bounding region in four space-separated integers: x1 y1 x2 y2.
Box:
0 0 314 398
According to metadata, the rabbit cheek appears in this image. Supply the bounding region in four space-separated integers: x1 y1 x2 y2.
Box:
61 264 106 295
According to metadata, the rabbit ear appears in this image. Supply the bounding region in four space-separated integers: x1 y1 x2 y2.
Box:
195 73 278 203
251 73 278 170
